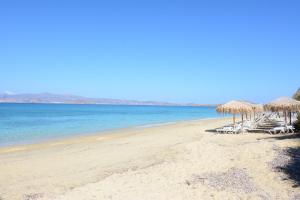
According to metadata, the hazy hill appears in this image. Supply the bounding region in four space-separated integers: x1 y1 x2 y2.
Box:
0 92 183 106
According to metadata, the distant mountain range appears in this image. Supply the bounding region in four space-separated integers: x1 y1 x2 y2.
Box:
0 92 210 106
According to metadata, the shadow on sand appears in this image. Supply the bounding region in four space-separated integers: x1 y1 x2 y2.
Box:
205 129 218 133
258 133 300 141
259 133 300 187
280 146 300 187
206 129 300 186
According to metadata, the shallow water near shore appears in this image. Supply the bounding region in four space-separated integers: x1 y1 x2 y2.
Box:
0 103 221 146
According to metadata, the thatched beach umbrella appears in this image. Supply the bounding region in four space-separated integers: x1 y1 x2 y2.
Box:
234 101 264 119
217 100 253 125
253 104 264 112
251 103 264 120
264 97 300 125
239 101 263 120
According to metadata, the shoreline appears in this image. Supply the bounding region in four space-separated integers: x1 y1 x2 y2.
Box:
0 117 225 153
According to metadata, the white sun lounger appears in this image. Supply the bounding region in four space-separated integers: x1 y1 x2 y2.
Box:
286 125 295 133
227 125 242 134
268 126 285 134
231 127 241 134
216 126 232 134
216 124 246 134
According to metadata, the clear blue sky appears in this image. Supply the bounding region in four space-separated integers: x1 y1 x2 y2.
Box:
1 0 299 104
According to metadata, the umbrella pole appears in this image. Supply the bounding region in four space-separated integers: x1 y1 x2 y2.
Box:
241 114 244 132
233 114 236 126
241 114 244 125
284 110 287 126
289 111 292 125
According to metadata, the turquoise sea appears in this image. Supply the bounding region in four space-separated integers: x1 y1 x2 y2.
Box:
0 103 221 146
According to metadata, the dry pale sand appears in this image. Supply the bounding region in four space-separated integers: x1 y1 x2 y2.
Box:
0 117 300 200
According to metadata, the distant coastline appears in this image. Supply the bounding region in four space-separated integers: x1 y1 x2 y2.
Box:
0 92 217 107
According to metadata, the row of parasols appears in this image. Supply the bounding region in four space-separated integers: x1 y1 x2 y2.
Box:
216 97 300 126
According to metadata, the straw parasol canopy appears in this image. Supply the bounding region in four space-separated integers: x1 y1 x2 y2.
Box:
264 97 300 112
239 101 264 116
249 103 264 120
264 97 300 125
254 104 264 112
249 103 264 112
217 100 253 125
217 100 253 114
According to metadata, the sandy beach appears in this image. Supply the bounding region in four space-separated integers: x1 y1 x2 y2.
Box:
0 117 299 200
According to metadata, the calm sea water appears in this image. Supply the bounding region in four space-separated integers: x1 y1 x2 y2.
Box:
0 103 221 146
